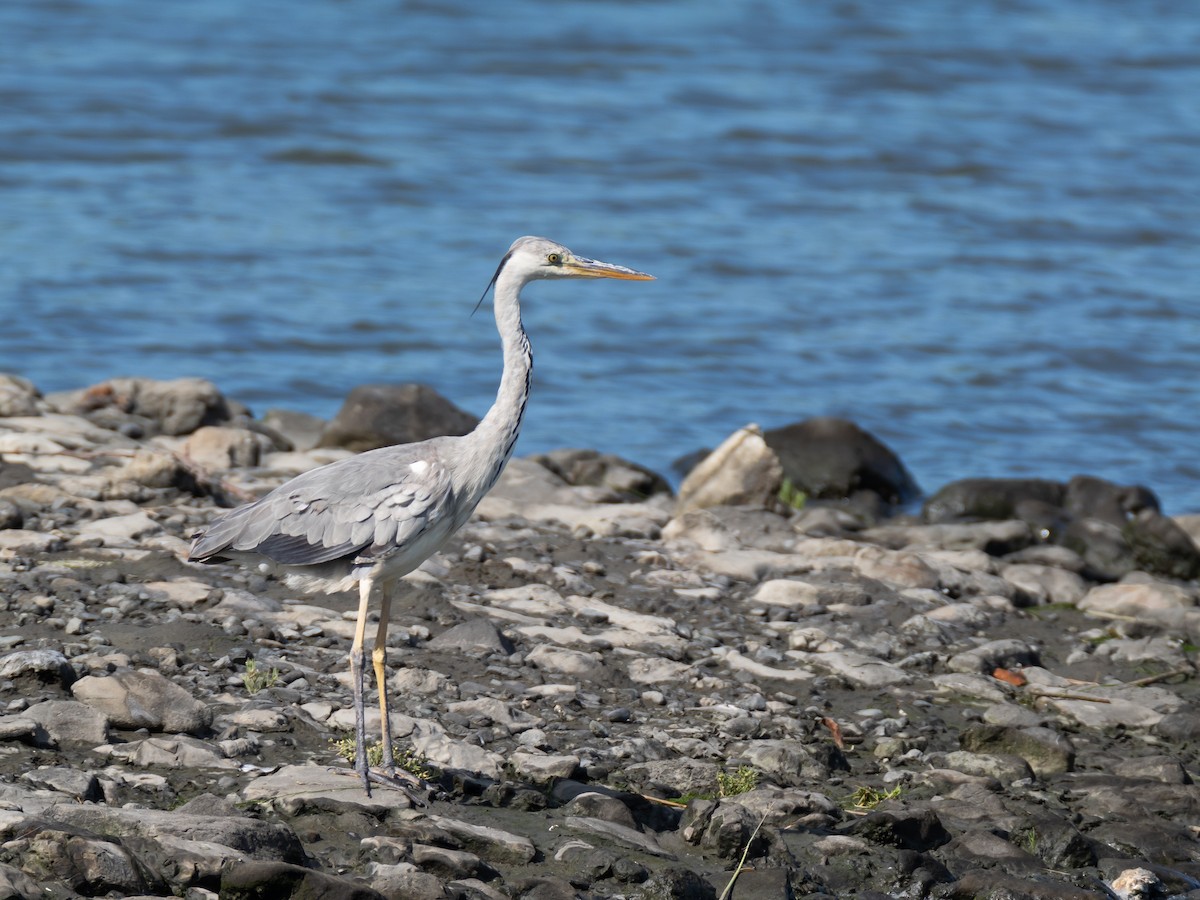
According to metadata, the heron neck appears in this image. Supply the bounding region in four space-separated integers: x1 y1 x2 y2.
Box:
463 270 533 498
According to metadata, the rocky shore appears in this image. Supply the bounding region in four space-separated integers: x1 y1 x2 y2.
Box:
1 373 1199 900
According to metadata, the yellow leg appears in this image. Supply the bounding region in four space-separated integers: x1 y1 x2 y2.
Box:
373 589 395 772
350 576 374 795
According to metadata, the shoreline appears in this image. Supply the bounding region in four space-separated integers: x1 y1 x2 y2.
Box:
1 373 1198 898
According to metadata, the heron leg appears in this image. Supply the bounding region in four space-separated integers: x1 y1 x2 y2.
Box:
373 589 395 773
350 575 374 796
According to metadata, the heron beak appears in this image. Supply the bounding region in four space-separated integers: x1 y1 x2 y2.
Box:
563 255 655 281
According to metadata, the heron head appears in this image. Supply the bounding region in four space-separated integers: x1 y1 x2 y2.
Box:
506 235 655 282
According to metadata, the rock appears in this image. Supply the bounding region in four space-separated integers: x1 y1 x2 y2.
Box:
947 639 1041 675
21 828 168 896
847 809 951 852
1077 581 1194 626
182 426 271 470
48 376 233 436
0 861 44 900
623 759 721 798
530 448 671 500
1122 508 1200 580
0 649 76 691
260 408 327 452
71 669 212 734
763 416 919 507
680 798 769 859
924 478 1066 523
22 700 109 746
959 725 1075 776
427 619 515 655
676 424 783 512
1063 474 1159 523
509 751 579 782
221 861 385 900
316 383 478 453
0 498 23 530
0 374 43 417
20 766 102 800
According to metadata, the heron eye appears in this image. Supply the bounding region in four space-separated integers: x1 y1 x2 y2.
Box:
547 253 561 265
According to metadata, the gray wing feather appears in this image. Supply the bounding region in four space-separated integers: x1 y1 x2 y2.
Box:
189 439 457 567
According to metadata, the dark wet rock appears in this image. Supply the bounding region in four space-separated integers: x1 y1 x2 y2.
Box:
1154 707 1200 742
960 725 1075 776
846 809 951 853
0 499 22 530
411 843 499 881
722 867 796 900
566 791 640 830
0 460 38 491
71 669 212 734
41 804 307 865
221 860 386 900
530 448 672 500
18 827 170 897
640 865 717 900
941 828 1044 875
316 383 479 452
1122 508 1200 581
947 869 1106 899
924 478 1066 523
1013 812 1097 870
763 416 919 507
680 798 770 860
1063 474 1159 523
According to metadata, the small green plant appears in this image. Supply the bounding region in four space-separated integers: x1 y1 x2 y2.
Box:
778 478 807 510
717 766 759 798
242 660 280 694
329 737 434 780
848 785 902 810
1019 826 1038 854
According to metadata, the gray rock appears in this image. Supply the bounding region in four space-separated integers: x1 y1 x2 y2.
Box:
679 798 769 860
959 725 1075 776
0 374 43 417
21 828 167 896
567 792 641 830
317 383 478 453
49 376 232 436
19 766 102 801
0 649 75 691
530 448 671 500
71 669 212 734
0 498 23 530
947 639 1041 675
260 408 327 452
221 860 386 899
622 758 721 798
23 700 109 746
0 861 44 900
428 619 515 655
43 804 306 864
411 843 498 881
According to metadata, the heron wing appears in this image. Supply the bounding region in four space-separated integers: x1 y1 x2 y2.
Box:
189 440 457 567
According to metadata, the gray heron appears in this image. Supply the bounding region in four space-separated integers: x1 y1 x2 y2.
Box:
188 236 654 796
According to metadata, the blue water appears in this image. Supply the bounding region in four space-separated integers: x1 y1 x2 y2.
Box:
3 1 1199 510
